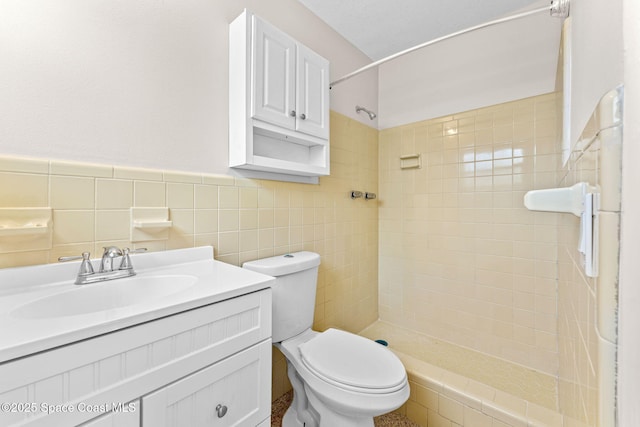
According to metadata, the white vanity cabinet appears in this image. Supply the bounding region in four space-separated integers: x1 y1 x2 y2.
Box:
80 402 140 427
142 341 270 426
0 289 272 427
229 9 330 182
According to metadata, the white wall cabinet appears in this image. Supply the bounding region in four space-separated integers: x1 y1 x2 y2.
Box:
229 9 330 183
0 289 272 427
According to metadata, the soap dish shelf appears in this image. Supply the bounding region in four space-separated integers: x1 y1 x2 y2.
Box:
131 208 172 242
132 220 173 229
0 207 53 238
0 224 50 237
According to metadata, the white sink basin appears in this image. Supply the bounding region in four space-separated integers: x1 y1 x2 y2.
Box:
11 274 198 319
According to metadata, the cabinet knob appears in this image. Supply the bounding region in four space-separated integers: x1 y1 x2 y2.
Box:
290 110 296 117
300 113 306 120
215 404 228 418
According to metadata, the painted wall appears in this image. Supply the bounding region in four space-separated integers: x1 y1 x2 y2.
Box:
617 0 640 425
568 0 623 147
378 93 561 376
0 0 377 174
377 0 562 130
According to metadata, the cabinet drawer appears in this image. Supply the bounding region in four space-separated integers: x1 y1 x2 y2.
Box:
79 400 140 427
143 340 271 427
0 290 271 427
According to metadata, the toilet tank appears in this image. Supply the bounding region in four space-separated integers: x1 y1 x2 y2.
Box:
243 252 320 342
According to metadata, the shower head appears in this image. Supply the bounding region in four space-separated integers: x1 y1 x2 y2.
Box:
355 105 377 120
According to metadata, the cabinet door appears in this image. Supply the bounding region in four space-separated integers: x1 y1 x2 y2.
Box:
295 43 330 139
142 340 271 427
252 16 296 130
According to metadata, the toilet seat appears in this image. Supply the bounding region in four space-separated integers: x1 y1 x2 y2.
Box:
298 328 407 394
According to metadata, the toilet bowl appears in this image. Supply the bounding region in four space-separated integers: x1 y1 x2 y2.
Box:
243 252 409 427
277 328 409 427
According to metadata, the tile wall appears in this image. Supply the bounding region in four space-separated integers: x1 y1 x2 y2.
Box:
557 88 622 426
0 111 379 402
396 353 564 427
378 93 561 375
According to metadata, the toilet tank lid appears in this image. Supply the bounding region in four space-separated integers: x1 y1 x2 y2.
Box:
242 251 320 277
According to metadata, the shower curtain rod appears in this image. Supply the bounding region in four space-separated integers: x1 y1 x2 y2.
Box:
330 4 560 89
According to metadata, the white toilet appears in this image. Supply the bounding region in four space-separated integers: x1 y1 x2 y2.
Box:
243 252 409 427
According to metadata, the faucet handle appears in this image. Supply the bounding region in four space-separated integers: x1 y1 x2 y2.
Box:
78 252 95 276
118 247 147 271
58 252 95 277
119 248 133 271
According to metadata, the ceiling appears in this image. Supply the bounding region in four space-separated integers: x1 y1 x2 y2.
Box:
297 0 547 61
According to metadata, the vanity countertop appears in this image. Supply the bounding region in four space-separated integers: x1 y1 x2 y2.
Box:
0 246 274 362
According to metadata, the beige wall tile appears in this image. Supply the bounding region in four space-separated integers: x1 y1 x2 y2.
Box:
258 228 274 250
53 210 94 244
194 184 217 209
219 186 239 209
239 209 258 230
170 209 194 235
218 231 239 255
239 187 258 209
0 173 48 208
167 183 194 208
218 210 238 232
239 230 259 252
0 251 49 269
114 166 163 181
50 160 112 178
0 156 49 174
194 233 217 251
163 171 201 184
428 408 453 427
201 174 234 186
166 233 194 250
194 210 217 234
50 176 95 209
439 395 463 424
258 188 274 208
134 181 166 207
95 210 129 241
411 382 440 409
463 407 493 427
379 93 561 375
406 401 429 426
96 179 133 209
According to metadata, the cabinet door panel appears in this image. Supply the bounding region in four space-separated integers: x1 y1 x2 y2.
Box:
142 340 271 427
252 17 296 130
296 44 329 139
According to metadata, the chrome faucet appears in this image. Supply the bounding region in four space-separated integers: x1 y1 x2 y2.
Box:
59 247 147 285
100 246 123 272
